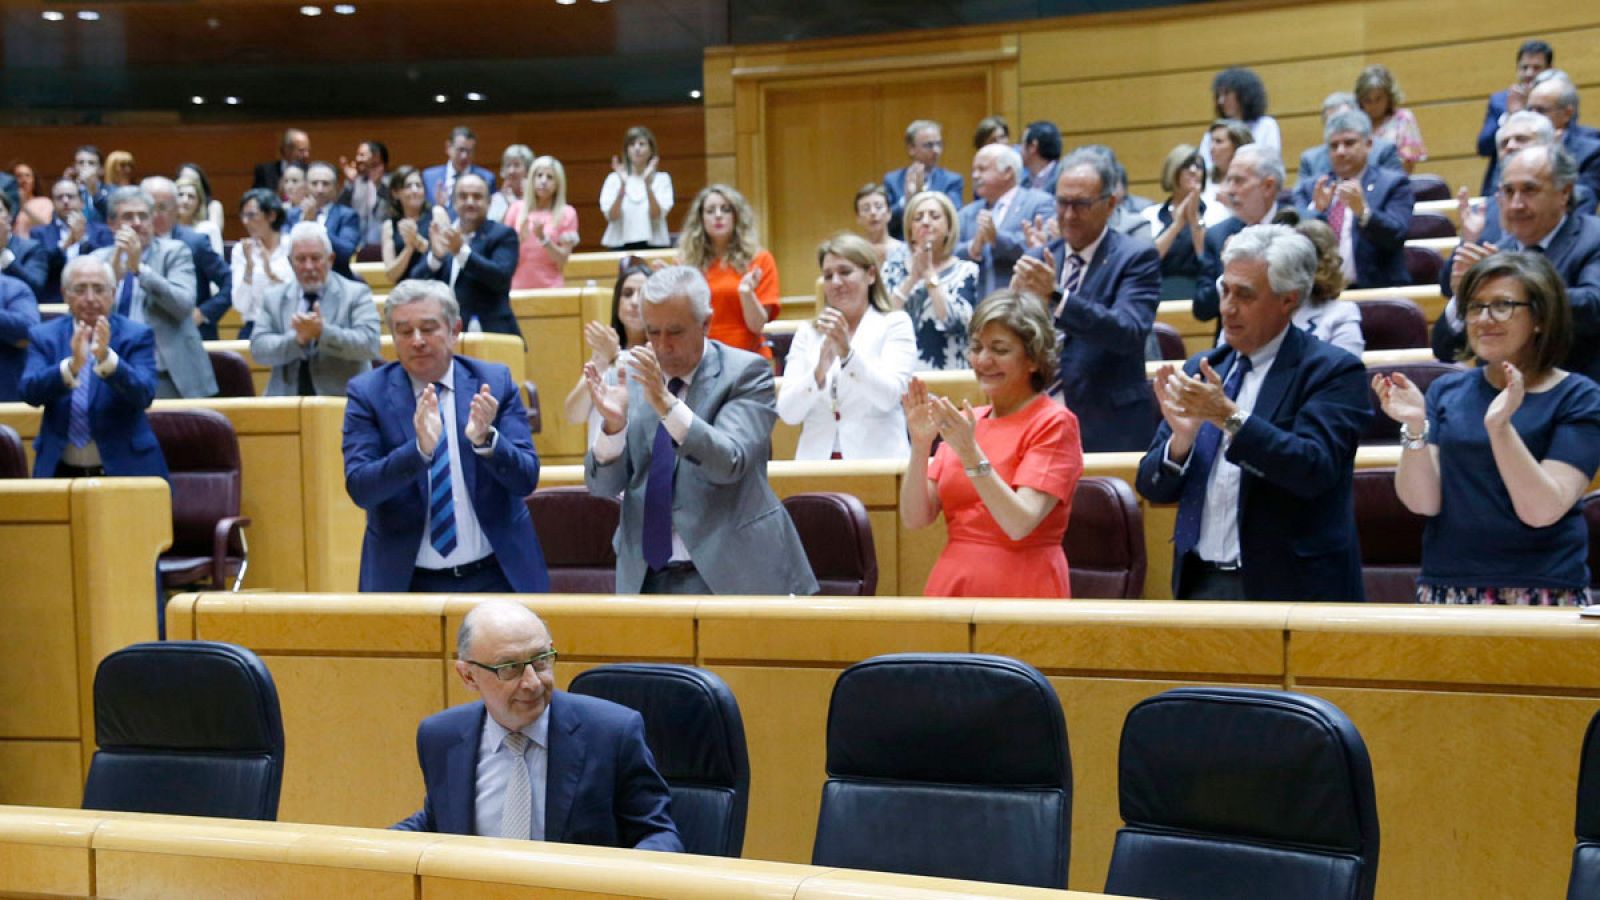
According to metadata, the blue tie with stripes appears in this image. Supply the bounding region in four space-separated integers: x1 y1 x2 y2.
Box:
428 383 457 557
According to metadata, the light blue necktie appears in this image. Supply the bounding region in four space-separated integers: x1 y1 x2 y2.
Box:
68 365 94 448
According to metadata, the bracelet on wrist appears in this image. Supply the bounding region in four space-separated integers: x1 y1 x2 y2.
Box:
1399 420 1429 450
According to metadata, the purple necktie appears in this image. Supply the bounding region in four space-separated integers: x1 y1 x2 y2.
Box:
1173 354 1253 558
68 365 94 448
642 377 685 571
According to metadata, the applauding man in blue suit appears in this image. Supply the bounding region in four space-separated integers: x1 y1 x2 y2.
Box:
342 279 547 593
393 600 681 851
406 173 521 339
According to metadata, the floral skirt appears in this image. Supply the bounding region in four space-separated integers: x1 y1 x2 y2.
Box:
1416 584 1590 606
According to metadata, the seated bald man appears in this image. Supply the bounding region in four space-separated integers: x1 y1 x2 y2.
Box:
392 600 683 852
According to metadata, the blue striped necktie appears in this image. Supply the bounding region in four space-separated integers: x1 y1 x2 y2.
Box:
1172 355 1253 558
69 363 94 448
428 383 457 557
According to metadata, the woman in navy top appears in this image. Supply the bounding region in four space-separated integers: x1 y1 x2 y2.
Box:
1374 252 1600 604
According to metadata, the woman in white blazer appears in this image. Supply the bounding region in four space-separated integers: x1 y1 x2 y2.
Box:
778 233 917 460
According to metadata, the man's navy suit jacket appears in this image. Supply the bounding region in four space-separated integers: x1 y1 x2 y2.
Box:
1031 228 1161 452
0 274 40 401
1292 164 1413 288
391 694 683 852
1136 325 1370 601
342 356 548 592
30 219 114 302
166 225 234 341
19 314 168 479
883 165 965 240
422 164 497 212
4 235 48 300
285 203 364 279
405 220 521 337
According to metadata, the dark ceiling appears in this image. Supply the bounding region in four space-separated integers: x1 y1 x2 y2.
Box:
0 0 1207 122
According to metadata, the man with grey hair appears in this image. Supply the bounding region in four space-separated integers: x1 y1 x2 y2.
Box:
1012 146 1161 452
957 143 1055 295
289 161 363 279
1295 92 1403 188
1138 223 1369 601
883 119 965 240
20 255 167 479
1194 144 1294 326
141 175 233 341
583 265 816 595
1292 108 1412 289
250 220 380 396
1527 71 1600 202
343 278 547 594
1432 143 1600 381
91 186 215 398
1458 110 1595 245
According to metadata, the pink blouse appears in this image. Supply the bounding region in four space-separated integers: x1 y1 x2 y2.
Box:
507 201 580 290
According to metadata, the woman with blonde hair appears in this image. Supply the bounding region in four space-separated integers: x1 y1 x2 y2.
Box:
601 125 673 250
677 183 780 358
489 144 534 224
778 232 917 460
509 155 579 289
1357 64 1427 173
104 151 136 188
882 191 979 370
175 175 224 254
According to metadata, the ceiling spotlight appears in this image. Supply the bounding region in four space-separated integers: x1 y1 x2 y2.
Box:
555 0 577 5
591 0 610 4
333 4 356 13
225 96 240 106
76 10 100 20
689 89 702 99
41 10 65 21
434 94 448 104
299 5 322 16
191 96 206 105
465 91 484 102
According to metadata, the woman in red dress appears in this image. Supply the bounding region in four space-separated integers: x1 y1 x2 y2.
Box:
677 184 779 358
900 290 1084 598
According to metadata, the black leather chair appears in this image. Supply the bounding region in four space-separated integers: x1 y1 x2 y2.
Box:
1105 687 1380 900
1405 211 1456 240
1405 246 1443 286
1569 709 1600 899
567 664 749 858
526 486 620 593
1582 491 1600 591
82 641 285 820
1357 297 1428 351
209 350 256 397
782 492 878 595
812 653 1072 888
1362 361 1459 444
769 329 795 376
1066 476 1146 599
1153 321 1187 361
0 423 26 478
1409 173 1450 202
149 409 250 593
1353 468 1426 603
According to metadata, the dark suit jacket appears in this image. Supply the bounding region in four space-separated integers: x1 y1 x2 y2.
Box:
1566 130 1600 205
1032 229 1161 452
0 274 40 401
883 165 965 240
1291 164 1412 288
5 235 48 300
342 356 548 592
252 160 290 192
30 219 114 302
405 220 521 337
1478 90 1509 195
422 164 497 212
955 188 1057 296
166 225 233 341
1135 326 1370 601
1432 213 1600 381
1295 138 1403 187
285 203 363 279
1193 204 1303 323
0 172 16 217
392 694 683 853
19 314 167 479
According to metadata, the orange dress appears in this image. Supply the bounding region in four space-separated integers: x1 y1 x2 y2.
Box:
703 249 780 358
923 394 1084 598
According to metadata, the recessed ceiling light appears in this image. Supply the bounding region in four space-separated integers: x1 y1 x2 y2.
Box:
689 89 702 99
225 96 240 106
299 5 322 16
76 10 100 20
555 0 577 6
191 96 206 105
41 10 65 21
434 94 448 104
465 92 484 102
591 0 610 4
333 4 356 13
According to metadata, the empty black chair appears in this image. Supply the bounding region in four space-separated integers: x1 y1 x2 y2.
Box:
1582 491 1600 591
1357 297 1428 351
1153 321 1187 361
1353 468 1426 602
1406 211 1455 240
567 664 749 858
1106 687 1379 900
1065 475 1146 599
83 641 285 820
1405 246 1443 286
527 486 620 592
209 350 256 398
1569 709 1600 899
812 653 1072 888
522 381 542 434
149 408 250 593
782 492 878 595
769 329 795 376
1362 361 1459 444
1409 173 1449 202
0 423 25 478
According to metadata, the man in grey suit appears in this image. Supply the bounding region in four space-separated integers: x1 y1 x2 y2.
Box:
250 221 381 396
582 266 817 596
91 186 216 399
956 144 1057 297
1295 92 1403 189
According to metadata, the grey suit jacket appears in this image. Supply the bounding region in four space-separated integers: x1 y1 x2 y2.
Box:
93 238 216 398
250 273 381 396
584 340 818 595
956 188 1058 296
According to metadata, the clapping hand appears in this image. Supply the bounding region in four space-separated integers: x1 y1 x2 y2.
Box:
584 320 621 366
929 394 981 465
65 210 86 245
464 384 498 447
91 316 111 364
1372 372 1427 433
1020 215 1050 250
905 162 927 196
414 384 444 458
902 377 940 449
610 156 628 179
1009 253 1056 305
1312 175 1337 213
291 302 323 345
1484 361 1526 431
70 319 93 374
584 361 629 435
1457 186 1486 244
738 266 763 305
973 210 996 249
642 156 659 182
1174 190 1200 227
113 228 141 278
1334 180 1367 219
1449 241 1499 297
626 345 675 417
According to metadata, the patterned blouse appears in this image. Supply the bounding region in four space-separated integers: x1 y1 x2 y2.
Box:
1375 107 1427 165
882 254 979 370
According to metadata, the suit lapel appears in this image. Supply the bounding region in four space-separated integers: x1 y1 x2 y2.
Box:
543 693 585 842
441 704 484 834
681 340 723 419
1251 326 1303 424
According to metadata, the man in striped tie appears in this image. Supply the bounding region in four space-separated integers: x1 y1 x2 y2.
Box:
342 279 548 593
19 255 167 479
393 599 682 851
